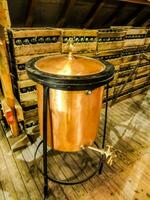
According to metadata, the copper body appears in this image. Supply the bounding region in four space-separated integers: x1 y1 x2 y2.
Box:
37 84 104 152
35 54 105 152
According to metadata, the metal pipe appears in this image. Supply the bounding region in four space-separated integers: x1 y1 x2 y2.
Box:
87 146 105 154
43 86 49 199
99 83 109 174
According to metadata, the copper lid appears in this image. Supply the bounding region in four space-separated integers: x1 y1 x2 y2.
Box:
35 55 105 76
26 38 114 90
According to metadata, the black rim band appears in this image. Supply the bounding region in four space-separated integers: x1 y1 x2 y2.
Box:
26 56 115 90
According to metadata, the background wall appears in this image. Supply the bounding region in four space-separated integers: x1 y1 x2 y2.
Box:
7 0 150 28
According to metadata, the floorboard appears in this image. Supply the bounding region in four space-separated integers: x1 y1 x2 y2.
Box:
0 89 150 200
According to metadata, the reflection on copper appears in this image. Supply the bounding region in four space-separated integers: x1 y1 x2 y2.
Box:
35 53 106 152
37 84 104 152
35 55 105 76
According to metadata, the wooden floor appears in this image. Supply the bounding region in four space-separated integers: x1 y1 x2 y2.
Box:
0 90 150 200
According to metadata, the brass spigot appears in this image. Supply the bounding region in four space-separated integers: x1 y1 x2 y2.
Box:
83 145 118 166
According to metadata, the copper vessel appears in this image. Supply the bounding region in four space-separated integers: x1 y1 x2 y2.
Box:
26 42 114 152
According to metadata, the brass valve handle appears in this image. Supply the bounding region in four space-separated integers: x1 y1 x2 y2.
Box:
105 145 122 166
105 145 113 158
106 152 117 166
104 145 115 166
86 145 118 166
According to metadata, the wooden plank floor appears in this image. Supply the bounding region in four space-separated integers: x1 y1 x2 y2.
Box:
0 90 150 200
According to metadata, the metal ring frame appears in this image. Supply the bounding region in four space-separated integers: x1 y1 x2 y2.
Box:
33 83 110 199
26 56 114 91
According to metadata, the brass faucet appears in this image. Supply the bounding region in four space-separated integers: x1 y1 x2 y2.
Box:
82 145 118 166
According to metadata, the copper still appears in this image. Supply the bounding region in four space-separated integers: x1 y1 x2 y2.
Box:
26 40 114 152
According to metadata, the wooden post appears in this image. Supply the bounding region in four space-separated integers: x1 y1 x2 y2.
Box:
0 32 19 136
0 1 19 136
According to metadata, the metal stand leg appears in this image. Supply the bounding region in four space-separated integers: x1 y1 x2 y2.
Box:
99 83 109 174
43 86 49 199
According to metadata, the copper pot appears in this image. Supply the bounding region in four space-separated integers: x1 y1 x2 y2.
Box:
26 52 114 152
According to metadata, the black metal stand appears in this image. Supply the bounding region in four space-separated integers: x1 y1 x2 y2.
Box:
43 86 49 199
99 83 109 174
38 84 110 199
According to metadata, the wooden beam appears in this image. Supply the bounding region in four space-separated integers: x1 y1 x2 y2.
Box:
101 2 125 26
135 12 150 26
122 6 145 25
142 19 150 26
83 0 105 28
0 0 11 27
127 7 147 25
104 2 127 26
25 0 37 27
119 0 150 6
56 0 77 27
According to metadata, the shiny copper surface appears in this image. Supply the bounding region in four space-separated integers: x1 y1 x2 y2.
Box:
35 53 106 152
37 84 104 152
35 55 105 76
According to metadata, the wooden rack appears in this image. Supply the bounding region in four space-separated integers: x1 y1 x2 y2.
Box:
5 27 149 136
